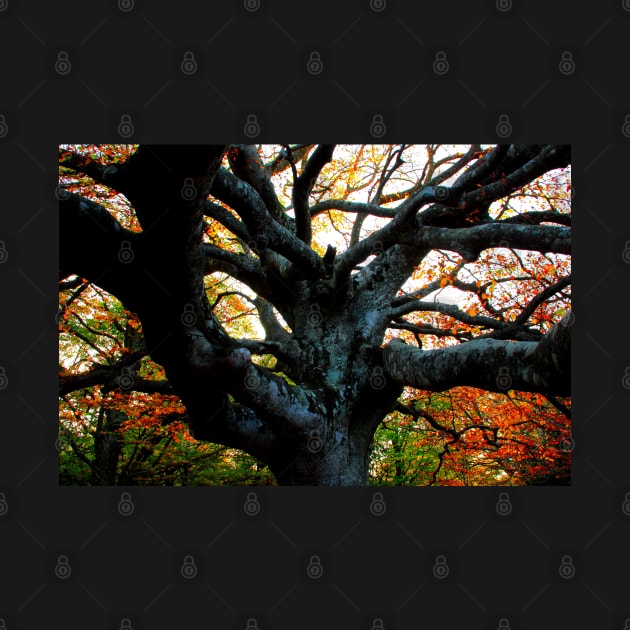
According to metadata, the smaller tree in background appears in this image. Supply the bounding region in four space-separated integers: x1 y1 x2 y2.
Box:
59 284 275 485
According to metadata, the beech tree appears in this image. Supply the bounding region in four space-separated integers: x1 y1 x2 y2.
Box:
59 144 571 486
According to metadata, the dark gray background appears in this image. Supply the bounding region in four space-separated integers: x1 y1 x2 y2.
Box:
0 1 628 628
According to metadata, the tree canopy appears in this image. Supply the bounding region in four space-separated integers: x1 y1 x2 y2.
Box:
59 144 571 486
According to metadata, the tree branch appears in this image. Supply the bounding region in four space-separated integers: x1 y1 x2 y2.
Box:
399 222 571 263
183 334 325 433
383 313 571 396
292 144 335 244
204 200 250 241
211 168 327 279
59 192 142 309
227 144 290 228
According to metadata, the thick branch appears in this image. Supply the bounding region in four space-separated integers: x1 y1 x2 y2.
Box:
59 193 142 309
458 145 570 211
293 144 335 244
389 300 507 331
204 200 250 241
450 144 511 194
334 186 443 279
400 222 571 262
203 244 267 287
184 334 325 433
59 148 131 193
500 211 571 227
227 145 289 227
252 296 291 341
211 168 327 278
383 313 571 396
310 199 397 219
59 349 161 397
266 144 315 176
418 145 570 228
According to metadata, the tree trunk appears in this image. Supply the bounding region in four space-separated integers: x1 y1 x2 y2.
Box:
93 408 125 486
268 428 374 486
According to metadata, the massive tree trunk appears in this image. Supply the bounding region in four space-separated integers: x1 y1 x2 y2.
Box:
59 144 571 485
